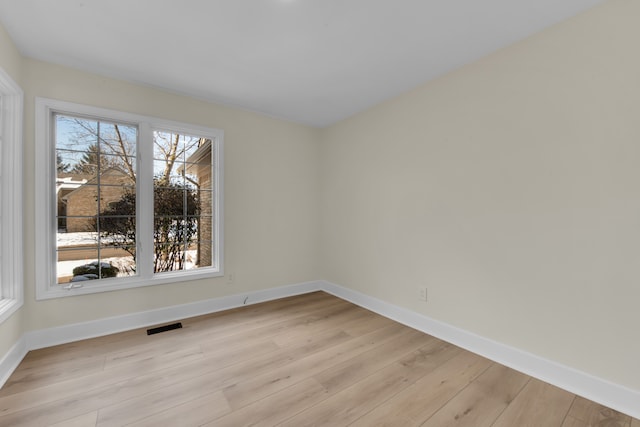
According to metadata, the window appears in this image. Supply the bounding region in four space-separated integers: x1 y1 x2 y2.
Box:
0 68 24 322
36 98 223 299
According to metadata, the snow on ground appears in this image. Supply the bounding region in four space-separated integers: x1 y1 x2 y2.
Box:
56 231 198 280
58 232 134 279
57 231 115 247
57 256 136 279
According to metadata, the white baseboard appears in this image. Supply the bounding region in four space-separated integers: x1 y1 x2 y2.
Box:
1 278 638 420
0 335 27 389
320 280 640 420
25 280 323 351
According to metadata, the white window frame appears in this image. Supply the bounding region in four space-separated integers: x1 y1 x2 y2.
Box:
35 98 224 300
0 68 24 323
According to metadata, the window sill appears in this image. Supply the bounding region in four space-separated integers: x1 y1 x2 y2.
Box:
35 269 224 300
0 298 23 324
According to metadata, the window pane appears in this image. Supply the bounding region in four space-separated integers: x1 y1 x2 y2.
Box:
152 131 213 275
55 113 138 285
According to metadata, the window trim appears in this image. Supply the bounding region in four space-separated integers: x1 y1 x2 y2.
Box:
35 97 224 300
0 68 24 323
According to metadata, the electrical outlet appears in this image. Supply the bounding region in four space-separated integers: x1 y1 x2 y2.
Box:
419 286 428 302
227 273 234 284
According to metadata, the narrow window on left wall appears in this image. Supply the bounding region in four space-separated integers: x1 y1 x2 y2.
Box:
0 67 24 323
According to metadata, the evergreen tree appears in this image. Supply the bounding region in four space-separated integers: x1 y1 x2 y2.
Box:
70 143 117 175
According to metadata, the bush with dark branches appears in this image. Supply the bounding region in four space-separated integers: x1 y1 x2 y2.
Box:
96 180 200 273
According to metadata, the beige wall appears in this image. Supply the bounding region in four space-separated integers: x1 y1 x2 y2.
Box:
320 0 640 390
0 23 21 84
20 58 321 331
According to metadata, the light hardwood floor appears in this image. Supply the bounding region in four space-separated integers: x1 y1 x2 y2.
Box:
0 292 637 426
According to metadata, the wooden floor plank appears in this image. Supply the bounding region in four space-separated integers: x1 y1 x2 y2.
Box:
194 298 356 354
1 352 107 397
269 307 376 348
96 385 229 427
126 391 231 427
419 363 530 427
92 328 353 426
280 363 417 427
561 396 632 427
279 340 462 427
222 322 406 410
492 379 575 427
0 292 635 427
350 350 493 427
209 378 330 427
46 411 98 427
312 328 434 394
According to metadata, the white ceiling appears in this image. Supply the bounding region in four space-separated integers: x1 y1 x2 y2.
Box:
0 0 603 127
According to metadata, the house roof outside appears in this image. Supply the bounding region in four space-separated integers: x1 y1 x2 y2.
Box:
177 139 212 177
56 174 89 195
59 168 133 200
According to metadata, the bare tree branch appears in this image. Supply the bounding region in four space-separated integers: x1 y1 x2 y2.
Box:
113 124 136 179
